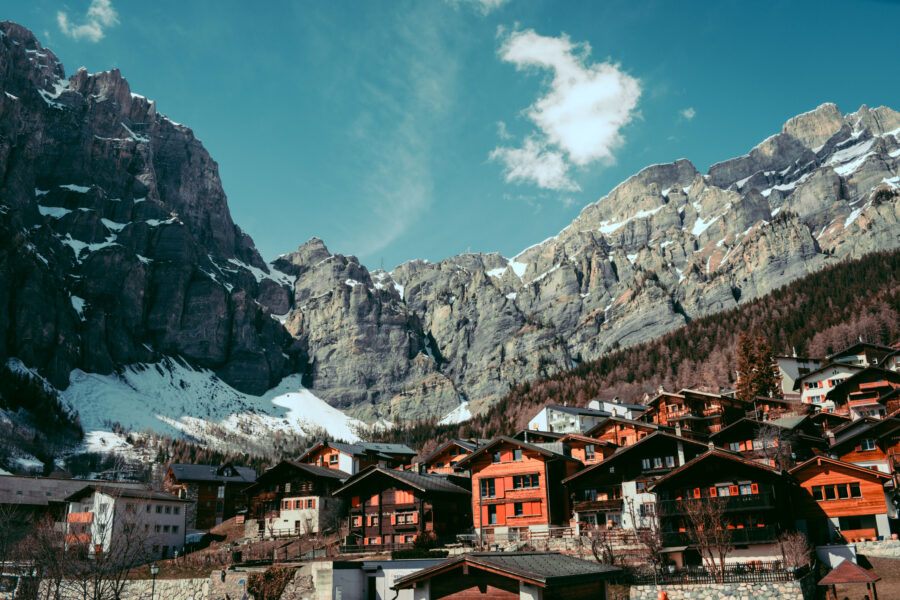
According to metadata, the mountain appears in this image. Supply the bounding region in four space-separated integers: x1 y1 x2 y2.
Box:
1 22 899 435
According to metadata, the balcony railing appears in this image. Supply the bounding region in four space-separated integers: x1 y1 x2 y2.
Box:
65 533 92 545
662 526 778 546
657 492 775 515
66 512 93 524
573 499 624 513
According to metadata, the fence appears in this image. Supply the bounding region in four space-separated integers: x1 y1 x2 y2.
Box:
624 561 808 585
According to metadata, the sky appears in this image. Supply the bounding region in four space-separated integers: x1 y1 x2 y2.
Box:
6 0 900 269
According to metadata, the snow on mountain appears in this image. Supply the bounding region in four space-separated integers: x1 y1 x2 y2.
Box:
439 401 472 425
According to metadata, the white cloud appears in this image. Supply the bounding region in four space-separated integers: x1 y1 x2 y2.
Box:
57 0 119 42
491 29 641 190
447 0 511 15
496 121 512 140
680 107 696 120
490 137 581 191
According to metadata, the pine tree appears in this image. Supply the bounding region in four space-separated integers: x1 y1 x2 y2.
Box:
753 335 783 399
735 332 756 402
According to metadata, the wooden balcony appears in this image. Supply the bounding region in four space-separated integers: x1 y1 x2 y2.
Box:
657 492 775 515
573 498 624 513
66 512 93 523
65 533 91 545
662 526 778 546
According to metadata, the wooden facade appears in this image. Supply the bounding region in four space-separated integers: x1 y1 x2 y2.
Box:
558 434 616 465
423 439 480 474
709 417 826 468
585 417 661 447
297 441 417 474
789 456 892 544
163 463 256 530
333 466 471 549
641 389 746 436
456 437 582 537
825 367 900 419
829 417 900 475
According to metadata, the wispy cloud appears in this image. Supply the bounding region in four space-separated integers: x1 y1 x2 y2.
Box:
57 0 119 42
446 0 511 15
680 107 696 120
491 29 641 190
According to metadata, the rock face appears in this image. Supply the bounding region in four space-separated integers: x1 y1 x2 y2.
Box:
279 103 900 421
2 22 899 425
0 22 297 394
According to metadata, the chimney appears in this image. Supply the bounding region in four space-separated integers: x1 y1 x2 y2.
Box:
675 425 682 437
676 440 686 465
708 441 715 450
825 430 835 445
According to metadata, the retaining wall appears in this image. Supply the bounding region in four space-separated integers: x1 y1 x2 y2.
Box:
607 570 816 600
855 538 900 558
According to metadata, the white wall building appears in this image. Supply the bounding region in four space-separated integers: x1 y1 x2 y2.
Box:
797 363 863 411
528 404 611 433
776 355 822 399
64 485 188 561
266 494 344 536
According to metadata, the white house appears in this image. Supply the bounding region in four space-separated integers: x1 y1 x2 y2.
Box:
269 493 344 536
796 363 864 412
527 404 611 433
64 485 189 561
776 354 822 399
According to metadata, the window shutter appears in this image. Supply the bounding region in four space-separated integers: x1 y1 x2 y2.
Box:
391 514 396 525
352 496 360 507
496 505 506 525
495 477 505 497
729 485 739 496
412 512 418 524
532 502 542 516
709 487 717 497
370 494 379 506
693 488 701 498
506 503 516 518
376 536 381 545
750 483 759 494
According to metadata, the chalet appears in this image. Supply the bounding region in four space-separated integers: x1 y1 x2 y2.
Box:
794 363 864 411
827 342 897 368
585 416 666 447
790 456 894 544
809 411 852 434
298 441 417 474
64 485 189 561
883 348 900 372
163 462 256 529
826 417 900 475
649 450 795 567
561 432 709 534
455 437 582 541
513 429 566 444
824 367 900 419
775 354 822 400
0 476 144 525
747 396 811 422
557 434 617 465
640 389 747 436
333 466 471 550
709 417 826 468
526 403 611 434
422 439 481 475
243 460 349 538
391 552 621 600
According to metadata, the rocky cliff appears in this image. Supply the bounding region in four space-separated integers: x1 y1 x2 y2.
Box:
2 22 899 427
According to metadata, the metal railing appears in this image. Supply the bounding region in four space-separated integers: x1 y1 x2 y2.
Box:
661 526 778 546
657 492 775 515
624 561 807 585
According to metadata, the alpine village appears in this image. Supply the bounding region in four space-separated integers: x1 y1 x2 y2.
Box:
2 5 900 600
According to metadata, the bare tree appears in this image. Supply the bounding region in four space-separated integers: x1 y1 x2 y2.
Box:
683 497 733 583
624 498 666 569
756 424 794 470
587 528 618 566
0 503 29 571
778 530 812 570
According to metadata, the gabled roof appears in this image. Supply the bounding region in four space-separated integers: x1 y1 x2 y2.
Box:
243 460 349 495
422 439 480 464
167 463 256 483
512 429 566 441
648 449 781 491
818 559 880 585
557 433 616 447
0 477 145 507
332 466 470 497
709 416 818 442
65 485 191 503
829 417 900 451
297 440 416 462
825 367 900 401
561 431 709 485
541 404 611 418
584 416 664 437
454 436 581 470
793 362 865 390
789 456 891 480
392 552 620 590
827 342 895 361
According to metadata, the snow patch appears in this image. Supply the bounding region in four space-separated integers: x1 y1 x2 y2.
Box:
439 401 472 425
506 292 517 300
595 205 664 235
70 296 86 320
691 213 719 236
61 184 91 193
509 261 528 278
38 205 71 218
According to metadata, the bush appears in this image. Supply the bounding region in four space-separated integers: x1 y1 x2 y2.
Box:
246 567 295 600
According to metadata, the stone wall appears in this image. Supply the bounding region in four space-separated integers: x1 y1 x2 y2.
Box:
855 539 900 558
607 571 817 600
40 578 209 600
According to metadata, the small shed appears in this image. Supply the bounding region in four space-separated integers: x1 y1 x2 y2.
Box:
392 552 620 600
818 559 881 600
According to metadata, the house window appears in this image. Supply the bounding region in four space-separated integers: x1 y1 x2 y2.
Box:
174 507 180 515
282 500 291 511
396 512 417 524
329 454 339 465
513 449 523 461
480 478 496 498
641 458 651 470
639 503 655 517
165 506 171 514
652 457 663 469
514 502 524 516
585 445 595 460
306 499 316 509
824 485 837 500
146 505 152 513
729 442 740 451
156 506 162 513
152 545 159 553
636 481 647 493
368 515 378 526
739 484 753 495
493 451 502 463
217 486 225 499
583 489 597 501
665 456 675 468
716 486 731 497
163 525 170 533
860 439 876 451
487 505 498 525
125 503 136 513
216 501 224 513
849 482 861 498
155 525 161 533
512 474 540 489
173 526 179 533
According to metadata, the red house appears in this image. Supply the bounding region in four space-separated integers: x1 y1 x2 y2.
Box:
422 439 482 474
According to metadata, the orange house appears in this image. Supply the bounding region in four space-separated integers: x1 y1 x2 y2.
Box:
422 439 481 474
828 417 900 475
585 417 666 447
557 434 616 465
297 441 417 474
790 456 892 544
455 436 582 541
641 389 747 435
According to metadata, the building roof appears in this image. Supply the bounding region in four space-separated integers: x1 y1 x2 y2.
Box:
709 416 817 442
422 439 480 464
297 440 417 462
649 449 781 491
542 404 611 418
827 342 896 362
829 417 900 451
0 476 145 507
512 429 566 442
825 367 900 401
789 456 892 480
584 416 663 436
454 436 581 469
561 431 710 485
167 463 257 483
818 559 881 585
557 433 616 447
793 362 865 390
332 466 470 497
392 552 620 590
65 485 191 503
243 460 349 496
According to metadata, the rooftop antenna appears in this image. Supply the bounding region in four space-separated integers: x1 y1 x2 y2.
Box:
380 257 384 271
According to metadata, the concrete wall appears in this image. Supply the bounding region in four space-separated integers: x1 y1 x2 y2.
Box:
608 571 816 600
39 578 209 600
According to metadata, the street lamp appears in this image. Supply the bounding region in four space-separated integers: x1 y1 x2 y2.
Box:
149 564 160 600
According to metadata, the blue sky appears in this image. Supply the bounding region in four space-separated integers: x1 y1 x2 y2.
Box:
7 0 900 269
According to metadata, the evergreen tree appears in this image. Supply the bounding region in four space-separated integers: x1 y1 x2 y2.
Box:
735 332 756 402
753 335 783 399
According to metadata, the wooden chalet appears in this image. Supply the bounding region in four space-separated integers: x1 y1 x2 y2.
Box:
826 417 900 476
391 552 621 600
809 411 851 435
709 416 826 469
794 362 865 411
790 456 893 544
746 396 811 422
244 460 349 538
455 436 582 541
163 463 256 529
333 466 471 550
561 432 709 533
297 441 417 474
584 416 666 447
827 342 897 369
557 434 616 465
422 439 481 475
649 450 795 567
640 389 746 436
824 367 900 419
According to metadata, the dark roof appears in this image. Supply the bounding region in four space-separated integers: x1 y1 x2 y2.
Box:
543 404 611 418
333 466 470 497
827 342 895 361
561 431 710 485
297 440 416 462
392 552 620 589
454 436 580 469
243 460 349 495
818 559 880 585
829 417 900 451
65 485 191 503
584 416 663 436
512 429 566 441
557 433 616 446
649 449 781 491
793 362 865 390
825 367 900 401
709 416 813 441
0 476 145 507
168 463 256 483
789 456 891 480
422 439 480 464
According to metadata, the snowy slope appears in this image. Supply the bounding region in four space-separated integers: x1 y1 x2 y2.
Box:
438 401 472 425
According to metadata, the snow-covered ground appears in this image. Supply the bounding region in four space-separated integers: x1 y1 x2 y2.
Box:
439 401 472 425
